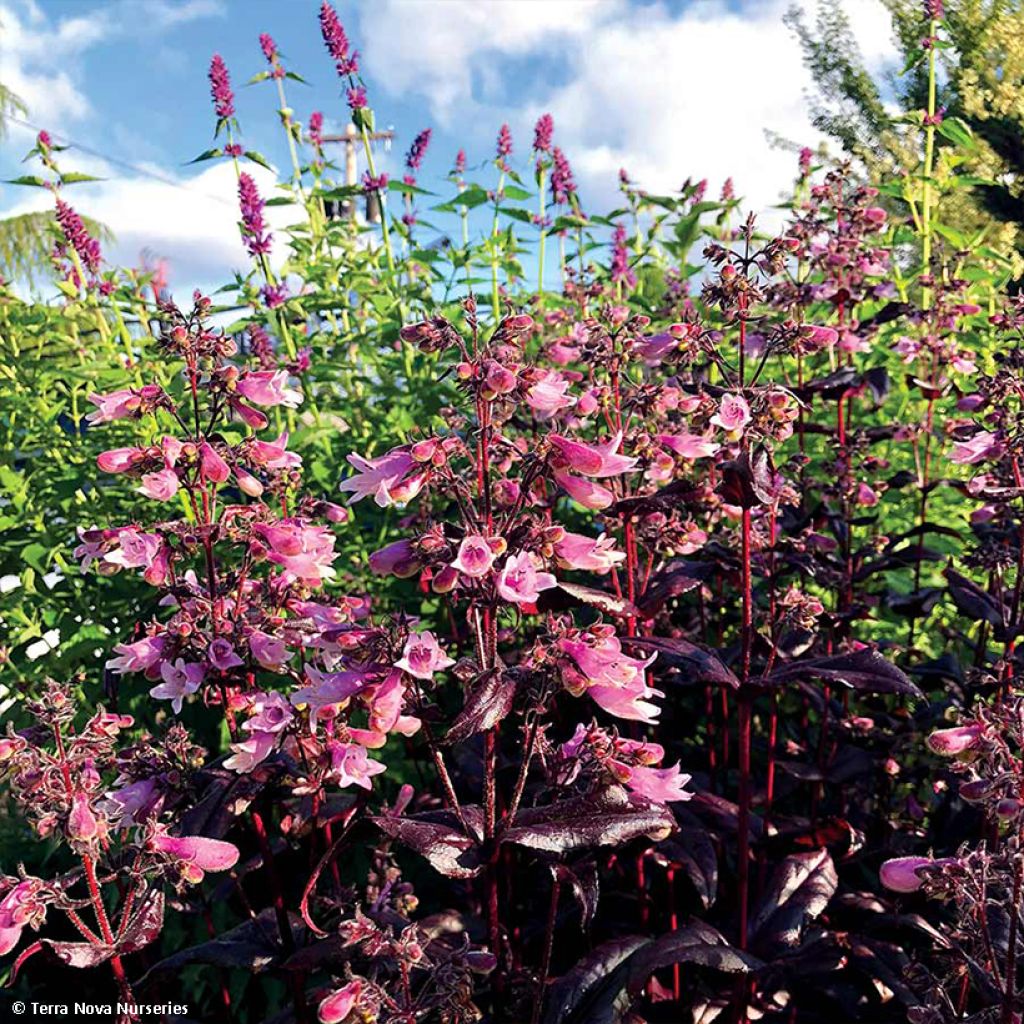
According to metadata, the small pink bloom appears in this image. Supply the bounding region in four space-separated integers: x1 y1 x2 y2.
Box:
496 551 556 606
199 442 230 483
0 879 46 956
658 433 720 459
318 980 363 1023
224 731 277 773
106 635 166 675
526 374 576 417
559 634 661 723
208 638 244 671
451 535 497 578
395 631 455 680
340 447 421 507
327 742 386 790
624 763 692 804
554 470 614 510
150 832 240 877
951 430 1003 465
927 723 984 756
369 539 422 578
249 431 301 469
549 431 638 478
710 394 751 434
139 467 180 501
249 630 293 671
97 447 144 474
67 792 99 842
150 658 205 714
254 519 337 586
856 482 879 506
235 466 264 497
880 855 955 893
86 388 141 424
554 532 625 573
236 369 302 408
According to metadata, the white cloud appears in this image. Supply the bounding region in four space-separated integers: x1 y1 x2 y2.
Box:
2 158 287 296
362 0 897 218
359 0 622 123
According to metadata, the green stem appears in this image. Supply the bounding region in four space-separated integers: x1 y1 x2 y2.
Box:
921 19 938 309
537 166 547 301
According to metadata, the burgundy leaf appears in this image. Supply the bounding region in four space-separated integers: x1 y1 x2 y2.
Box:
553 861 600 929
636 560 713 618
118 889 165 955
445 670 517 744
765 648 922 698
537 580 640 620
749 849 838 951
138 908 301 981
657 826 719 910
541 935 649 1024
625 636 739 689
372 810 482 878
42 940 116 968
625 920 762 994
503 787 674 854
944 567 1005 628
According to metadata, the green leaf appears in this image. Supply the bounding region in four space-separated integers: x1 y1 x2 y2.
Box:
936 117 976 151
245 150 273 171
188 148 224 164
5 175 48 187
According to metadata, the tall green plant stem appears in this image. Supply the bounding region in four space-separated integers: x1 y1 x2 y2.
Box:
922 18 938 309
491 168 506 322
537 166 547 301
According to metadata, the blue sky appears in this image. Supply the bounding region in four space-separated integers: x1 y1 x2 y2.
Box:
0 0 897 296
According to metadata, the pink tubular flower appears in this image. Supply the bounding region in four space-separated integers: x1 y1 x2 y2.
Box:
368 538 422 578
451 535 497 578
340 447 422 506
710 393 751 435
559 634 661 723
951 430 1003 465
249 630 293 671
223 730 277 773
927 723 984 756
105 635 166 675
0 879 46 956
208 637 244 671
554 532 625 573
67 792 99 842
139 467 180 502
526 374 576 417
395 631 455 680
199 442 230 484
496 551 556 606
880 855 955 893
149 831 240 881
97 446 145 474
254 519 338 586
328 742 386 790
150 658 205 714
553 470 614 510
249 431 301 469
319 980 363 1023
86 388 142 424
236 369 302 408
658 433 720 460
624 763 693 804
549 431 638 478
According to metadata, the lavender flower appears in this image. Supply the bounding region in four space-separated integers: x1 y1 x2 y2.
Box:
610 223 636 289
496 123 513 166
308 111 324 148
259 33 277 64
55 198 101 274
238 173 272 257
551 146 576 206
721 177 735 202
533 113 553 154
405 128 432 174
208 54 234 121
454 149 466 176
320 1 359 77
347 86 367 110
